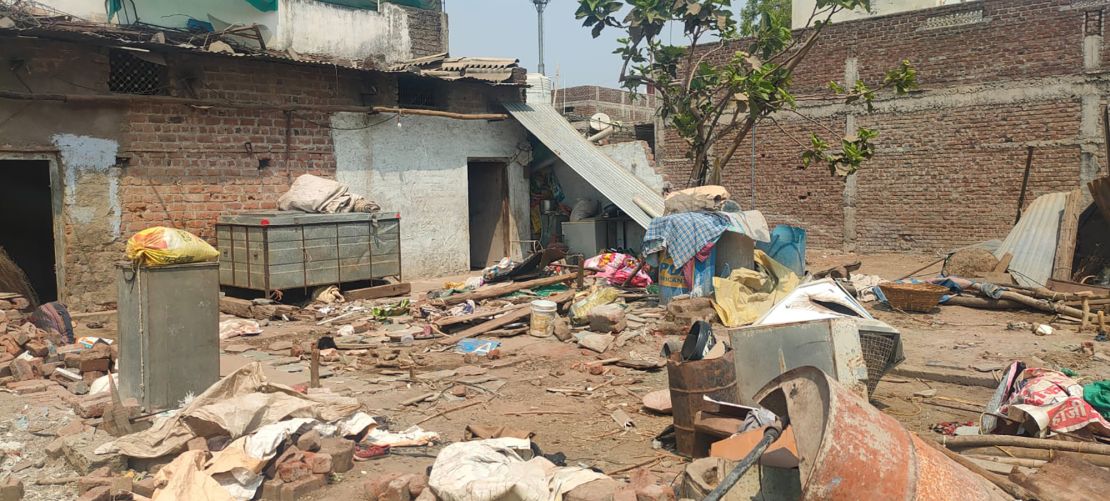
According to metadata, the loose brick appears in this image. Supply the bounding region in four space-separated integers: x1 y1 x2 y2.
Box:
318 437 354 473
23 340 48 358
74 394 112 419
279 474 325 501
76 485 109 501
295 431 321 452
307 452 332 474
78 358 110 373
277 461 311 483
0 476 23 501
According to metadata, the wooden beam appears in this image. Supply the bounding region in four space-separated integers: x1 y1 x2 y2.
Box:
443 274 576 305
0 90 509 119
435 290 576 345
344 282 411 301
1052 189 1084 281
433 303 529 329
436 308 532 345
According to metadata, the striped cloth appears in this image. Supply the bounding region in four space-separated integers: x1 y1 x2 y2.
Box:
643 211 733 267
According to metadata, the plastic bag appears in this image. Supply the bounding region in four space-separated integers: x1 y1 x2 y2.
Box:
125 227 219 267
568 287 621 325
569 199 600 221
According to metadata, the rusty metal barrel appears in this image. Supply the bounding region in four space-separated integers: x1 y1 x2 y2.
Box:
666 353 738 457
753 367 1010 500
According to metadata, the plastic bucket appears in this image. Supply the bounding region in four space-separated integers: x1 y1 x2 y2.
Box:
529 300 558 337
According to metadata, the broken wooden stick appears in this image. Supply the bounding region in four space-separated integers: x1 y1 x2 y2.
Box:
310 344 321 389
605 457 662 476
501 410 577 416
414 398 489 426
434 303 529 329
436 308 531 346
401 392 437 406
444 274 576 305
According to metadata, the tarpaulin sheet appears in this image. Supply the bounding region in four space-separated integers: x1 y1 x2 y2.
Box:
115 362 361 458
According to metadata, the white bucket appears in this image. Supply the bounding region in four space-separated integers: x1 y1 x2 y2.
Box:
529 300 558 337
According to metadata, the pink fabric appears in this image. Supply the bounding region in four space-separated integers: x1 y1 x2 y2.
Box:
584 252 652 288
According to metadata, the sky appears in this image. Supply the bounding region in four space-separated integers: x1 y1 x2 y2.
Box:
444 0 637 88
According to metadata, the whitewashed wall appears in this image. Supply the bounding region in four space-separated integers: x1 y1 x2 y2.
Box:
331 113 532 279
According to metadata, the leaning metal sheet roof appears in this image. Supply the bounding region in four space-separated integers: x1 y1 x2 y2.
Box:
503 102 664 229
994 191 1067 288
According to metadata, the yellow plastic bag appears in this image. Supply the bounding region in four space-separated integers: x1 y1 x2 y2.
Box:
125 227 219 267
713 250 800 327
569 286 622 325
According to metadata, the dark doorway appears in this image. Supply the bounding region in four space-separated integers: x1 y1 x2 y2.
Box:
467 161 510 269
0 160 57 302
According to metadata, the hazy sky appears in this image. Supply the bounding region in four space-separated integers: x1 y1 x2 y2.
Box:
444 0 634 88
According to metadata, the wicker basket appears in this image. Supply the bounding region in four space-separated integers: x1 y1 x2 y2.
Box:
879 282 948 313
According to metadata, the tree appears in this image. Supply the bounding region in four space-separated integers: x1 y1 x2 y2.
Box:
739 0 790 36
575 0 917 186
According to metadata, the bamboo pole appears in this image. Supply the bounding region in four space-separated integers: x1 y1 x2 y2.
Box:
937 435 1110 455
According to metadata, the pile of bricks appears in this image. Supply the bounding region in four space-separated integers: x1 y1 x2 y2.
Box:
259 430 356 501
0 293 32 324
0 326 115 398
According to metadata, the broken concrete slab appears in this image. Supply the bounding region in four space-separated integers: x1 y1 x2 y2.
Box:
62 430 126 474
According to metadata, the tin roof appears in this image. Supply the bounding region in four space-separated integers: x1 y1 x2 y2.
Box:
504 101 664 229
389 53 523 84
0 4 524 85
995 191 1068 288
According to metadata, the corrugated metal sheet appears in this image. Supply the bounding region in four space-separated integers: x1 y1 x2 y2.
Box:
504 102 664 228
994 192 1067 287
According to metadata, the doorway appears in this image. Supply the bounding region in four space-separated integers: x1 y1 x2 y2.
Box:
467 160 510 269
0 160 58 303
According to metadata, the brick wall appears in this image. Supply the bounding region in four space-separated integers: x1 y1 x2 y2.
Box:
559 85 657 124
0 36 510 309
658 0 1107 253
400 5 447 57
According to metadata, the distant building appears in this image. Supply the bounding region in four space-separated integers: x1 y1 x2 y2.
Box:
556 85 658 150
791 0 974 29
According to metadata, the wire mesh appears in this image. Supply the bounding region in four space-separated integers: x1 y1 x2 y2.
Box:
109 50 166 96
859 331 899 395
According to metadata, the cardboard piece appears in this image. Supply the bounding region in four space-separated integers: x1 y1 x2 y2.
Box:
709 425 799 469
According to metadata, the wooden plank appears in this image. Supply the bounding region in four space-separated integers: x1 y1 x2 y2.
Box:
443 274 576 305
435 290 576 344
1047 278 1110 295
1051 189 1084 281
436 308 532 346
344 282 411 301
992 253 1013 273
434 303 529 329
1011 453 1110 501
889 365 999 388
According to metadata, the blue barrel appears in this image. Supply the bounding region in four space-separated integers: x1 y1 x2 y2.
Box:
757 225 806 276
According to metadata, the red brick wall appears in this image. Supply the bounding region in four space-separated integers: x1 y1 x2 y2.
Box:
0 37 507 309
118 55 374 241
659 0 1100 253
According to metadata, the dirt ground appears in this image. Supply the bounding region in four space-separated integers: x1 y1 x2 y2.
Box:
3 252 1109 500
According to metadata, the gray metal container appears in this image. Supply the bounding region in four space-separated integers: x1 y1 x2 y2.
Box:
117 262 220 411
215 211 401 294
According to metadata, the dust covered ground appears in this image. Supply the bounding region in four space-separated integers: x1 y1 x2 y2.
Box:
2 253 1108 499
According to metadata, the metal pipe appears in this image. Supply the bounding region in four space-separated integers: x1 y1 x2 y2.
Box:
703 426 782 501
588 127 613 143
532 0 550 75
